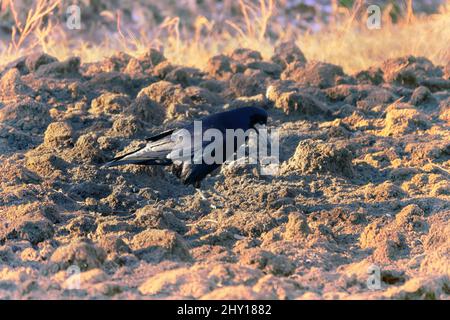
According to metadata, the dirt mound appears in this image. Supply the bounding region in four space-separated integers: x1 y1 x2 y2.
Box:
354 67 384 85
130 229 191 262
266 81 330 116
26 53 58 73
381 56 442 88
281 60 350 88
90 93 132 115
50 240 107 271
0 202 58 245
206 48 283 84
206 54 234 80
272 90 330 116
35 57 81 78
124 48 166 75
381 104 431 136
0 123 33 152
43 122 74 149
0 98 51 132
271 41 307 69
0 68 32 98
410 86 438 107
282 139 354 176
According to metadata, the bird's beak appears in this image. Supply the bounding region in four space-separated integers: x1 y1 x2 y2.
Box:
253 123 272 150
253 123 266 135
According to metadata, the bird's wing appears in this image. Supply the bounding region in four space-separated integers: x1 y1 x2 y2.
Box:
103 127 205 167
145 129 176 142
103 130 178 167
167 127 206 165
103 121 228 168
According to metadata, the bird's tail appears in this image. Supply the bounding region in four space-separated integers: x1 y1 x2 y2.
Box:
101 146 146 168
102 146 172 168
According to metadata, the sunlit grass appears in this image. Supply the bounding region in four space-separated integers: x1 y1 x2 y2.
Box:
299 3 450 73
0 0 449 74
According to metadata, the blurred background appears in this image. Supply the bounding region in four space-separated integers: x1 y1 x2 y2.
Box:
0 0 449 73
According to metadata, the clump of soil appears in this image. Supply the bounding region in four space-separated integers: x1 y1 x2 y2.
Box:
271 42 307 69
44 121 74 148
382 104 431 136
90 93 131 115
0 98 51 132
0 68 32 98
381 56 442 87
50 240 107 271
130 229 191 262
281 60 350 88
282 139 354 176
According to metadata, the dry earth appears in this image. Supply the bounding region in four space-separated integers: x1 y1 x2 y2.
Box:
0 45 449 299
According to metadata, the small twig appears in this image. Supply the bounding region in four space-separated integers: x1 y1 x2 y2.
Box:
186 219 219 227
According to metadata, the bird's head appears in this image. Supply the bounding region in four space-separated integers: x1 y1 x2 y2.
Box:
248 107 268 132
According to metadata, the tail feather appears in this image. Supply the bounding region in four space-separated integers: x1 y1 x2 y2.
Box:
101 146 172 168
102 129 177 168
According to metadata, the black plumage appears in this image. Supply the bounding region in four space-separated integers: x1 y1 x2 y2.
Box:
103 107 268 187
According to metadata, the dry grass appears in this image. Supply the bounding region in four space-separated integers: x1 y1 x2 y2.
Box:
299 1 450 73
0 0 449 74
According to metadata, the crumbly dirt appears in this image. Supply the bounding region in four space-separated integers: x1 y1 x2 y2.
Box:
0 46 449 299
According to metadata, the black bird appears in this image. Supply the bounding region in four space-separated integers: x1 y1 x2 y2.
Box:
103 107 268 188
